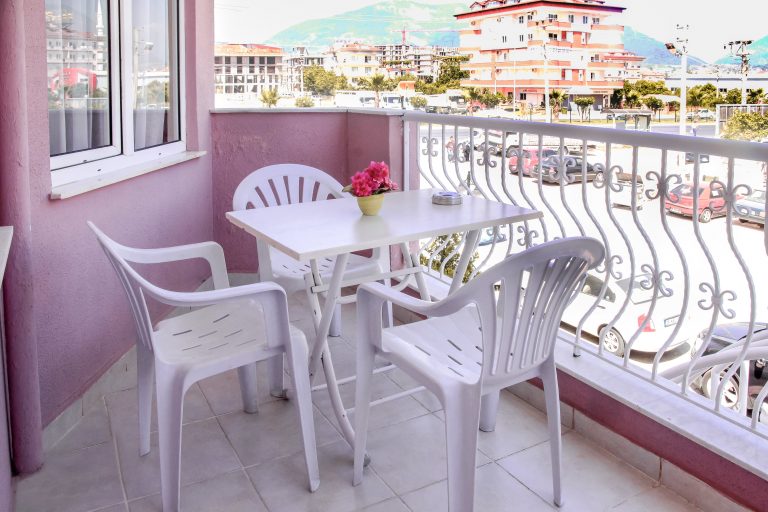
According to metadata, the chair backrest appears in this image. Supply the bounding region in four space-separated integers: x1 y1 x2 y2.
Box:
448 237 604 388
88 222 169 352
232 164 344 211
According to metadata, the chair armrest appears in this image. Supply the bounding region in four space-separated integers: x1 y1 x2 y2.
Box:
119 241 230 290
357 282 477 319
142 280 286 309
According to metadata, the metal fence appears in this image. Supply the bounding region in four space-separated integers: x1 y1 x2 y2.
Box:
402 110 768 435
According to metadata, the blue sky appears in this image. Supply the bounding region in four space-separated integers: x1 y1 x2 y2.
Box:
215 0 765 62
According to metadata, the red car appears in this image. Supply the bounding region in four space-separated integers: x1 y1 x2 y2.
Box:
508 148 558 175
665 182 731 223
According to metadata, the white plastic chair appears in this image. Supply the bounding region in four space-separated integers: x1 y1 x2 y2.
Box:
88 222 319 512
353 237 604 511
232 164 385 334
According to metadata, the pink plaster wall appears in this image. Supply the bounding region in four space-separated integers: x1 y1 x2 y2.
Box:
17 0 216 433
211 111 404 273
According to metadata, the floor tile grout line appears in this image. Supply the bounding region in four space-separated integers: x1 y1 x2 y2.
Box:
104 395 130 511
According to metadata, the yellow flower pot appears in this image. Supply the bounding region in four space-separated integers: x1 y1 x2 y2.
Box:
357 194 384 216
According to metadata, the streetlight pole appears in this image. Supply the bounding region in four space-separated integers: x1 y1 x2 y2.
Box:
666 24 689 136
544 42 551 123
725 40 753 105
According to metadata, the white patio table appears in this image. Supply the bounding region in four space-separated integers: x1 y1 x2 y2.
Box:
226 188 541 448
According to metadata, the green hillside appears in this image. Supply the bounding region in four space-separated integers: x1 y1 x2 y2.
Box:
715 34 768 66
266 0 465 49
622 26 707 66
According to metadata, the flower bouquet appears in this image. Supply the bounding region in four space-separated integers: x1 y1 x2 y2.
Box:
342 161 399 215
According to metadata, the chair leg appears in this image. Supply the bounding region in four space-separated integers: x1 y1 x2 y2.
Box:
541 361 564 507
352 340 376 486
479 390 500 432
444 393 481 512
237 363 259 414
155 367 187 512
268 353 286 399
285 342 320 492
329 303 342 337
137 344 155 456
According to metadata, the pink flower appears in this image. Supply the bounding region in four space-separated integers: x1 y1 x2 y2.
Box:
342 161 398 197
365 161 389 185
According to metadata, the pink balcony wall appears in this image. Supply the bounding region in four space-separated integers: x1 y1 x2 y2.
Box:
211 110 405 273
0 0 217 489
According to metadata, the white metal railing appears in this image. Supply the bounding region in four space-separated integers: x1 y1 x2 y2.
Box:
402 110 768 436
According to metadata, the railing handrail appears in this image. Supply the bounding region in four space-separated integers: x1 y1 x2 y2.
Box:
403 111 768 161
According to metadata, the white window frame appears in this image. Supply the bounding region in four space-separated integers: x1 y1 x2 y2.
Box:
50 0 187 188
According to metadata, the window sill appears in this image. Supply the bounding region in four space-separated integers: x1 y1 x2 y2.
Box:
49 150 207 200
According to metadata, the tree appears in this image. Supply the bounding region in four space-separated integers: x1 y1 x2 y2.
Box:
624 90 641 108
574 96 594 121
304 65 347 96
482 90 505 109
610 88 624 108
724 88 743 104
419 233 478 283
748 88 766 104
687 87 704 110
668 100 679 121
549 89 566 119
643 96 664 120
467 88 483 114
721 111 768 141
409 95 428 110
631 79 670 96
435 55 469 89
357 74 393 108
260 88 279 108
295 96 314 108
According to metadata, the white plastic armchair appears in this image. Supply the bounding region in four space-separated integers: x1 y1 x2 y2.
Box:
232 164 385 329
88 222 319 512
353 237 604 511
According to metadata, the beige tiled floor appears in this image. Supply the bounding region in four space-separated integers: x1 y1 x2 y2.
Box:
14 300 704 512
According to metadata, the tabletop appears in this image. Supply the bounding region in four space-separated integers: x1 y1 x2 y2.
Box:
226 189 542 261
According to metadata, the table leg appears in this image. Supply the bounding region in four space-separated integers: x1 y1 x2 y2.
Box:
304 253 359 450
449 229 481 294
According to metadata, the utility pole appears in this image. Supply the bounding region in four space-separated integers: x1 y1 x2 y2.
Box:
666 24 688 136
544 41 551 123
724 40 753 105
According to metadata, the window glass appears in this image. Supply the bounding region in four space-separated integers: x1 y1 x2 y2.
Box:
47 0 112 157
133 0 180 150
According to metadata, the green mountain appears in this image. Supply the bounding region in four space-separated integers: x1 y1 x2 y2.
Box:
266 0 465 49
622 26 707 66
266 0 710 69
715 34 768 66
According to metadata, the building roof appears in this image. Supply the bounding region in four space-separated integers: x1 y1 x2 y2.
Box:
457 0 624 19
214 44 283 56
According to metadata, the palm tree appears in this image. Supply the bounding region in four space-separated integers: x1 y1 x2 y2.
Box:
625 90 641 108
362 74 391 108
549 89 566 119
260 88 279 108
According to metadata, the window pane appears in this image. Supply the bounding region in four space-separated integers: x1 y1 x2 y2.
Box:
133 0 180 151
47 0 111 157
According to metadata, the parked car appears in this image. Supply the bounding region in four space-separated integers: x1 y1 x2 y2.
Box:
508 148 558 176
478 227 508 246
529 155 597 183
685 152 710 163
686 109 715 121
689 322 768 417
562 272 689 357
612 172 651 209
735 188 766 226
458 130 518 160
664 182 729 223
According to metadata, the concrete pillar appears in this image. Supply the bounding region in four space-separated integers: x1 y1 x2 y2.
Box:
0 0 44 475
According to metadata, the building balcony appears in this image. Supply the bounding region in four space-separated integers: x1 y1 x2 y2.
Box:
6 108 767 511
